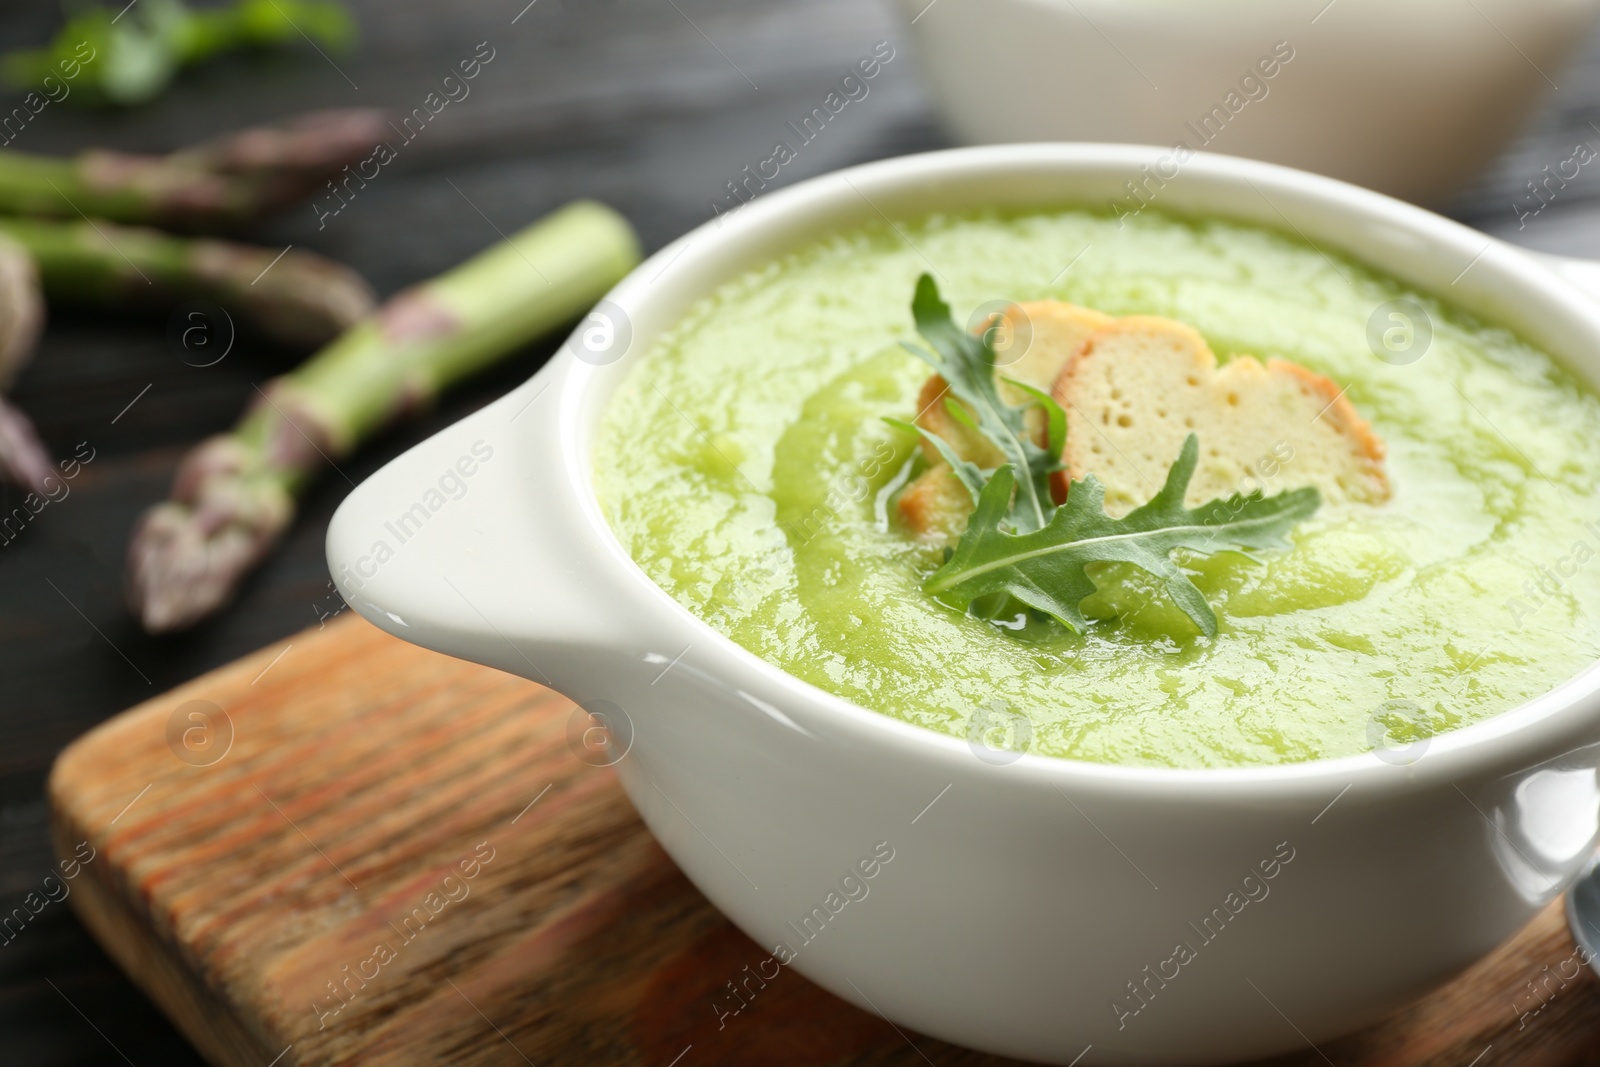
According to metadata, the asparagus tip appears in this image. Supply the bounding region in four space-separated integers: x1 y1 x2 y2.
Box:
0 233 48 492
0 395 55 495
0 230 42 389
126 438 294 633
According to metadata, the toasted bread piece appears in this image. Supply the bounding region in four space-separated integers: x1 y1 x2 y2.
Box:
912 301 1115 468
897 464 977 539
899 301 1113 540
1052 317 1389 517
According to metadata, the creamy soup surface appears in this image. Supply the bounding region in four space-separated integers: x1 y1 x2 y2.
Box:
594 209 1600 767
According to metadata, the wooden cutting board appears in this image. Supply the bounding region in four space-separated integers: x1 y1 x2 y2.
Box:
47 613 1600 1067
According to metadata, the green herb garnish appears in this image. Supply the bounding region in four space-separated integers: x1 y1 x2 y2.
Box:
896 275 1320 637
5 0 356 107
926 437 1319 637
900 274 1065 532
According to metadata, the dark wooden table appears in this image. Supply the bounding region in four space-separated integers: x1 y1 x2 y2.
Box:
2 2 1599 1064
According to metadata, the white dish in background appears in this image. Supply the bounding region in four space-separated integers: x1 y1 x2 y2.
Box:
328 146 1600 1064
897 0 1600 204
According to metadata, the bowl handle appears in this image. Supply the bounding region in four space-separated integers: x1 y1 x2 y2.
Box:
326 361 657 694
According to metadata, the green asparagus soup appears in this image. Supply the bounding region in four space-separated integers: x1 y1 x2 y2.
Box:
594 209 1600 767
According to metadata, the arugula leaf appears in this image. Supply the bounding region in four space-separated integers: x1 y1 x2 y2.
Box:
883 417 986 505
1002 378 1067 457
901 274 1064 532
893 276 1320 635
923 435 1320 637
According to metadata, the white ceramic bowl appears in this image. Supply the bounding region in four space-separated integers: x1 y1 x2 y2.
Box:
897 0 1600 204
328 145 1600 1065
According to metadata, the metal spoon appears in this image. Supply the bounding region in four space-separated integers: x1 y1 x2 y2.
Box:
1566 853 1600 968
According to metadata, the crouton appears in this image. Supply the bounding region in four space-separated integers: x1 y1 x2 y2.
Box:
897 463 976 539
900 301 1112 539
895 301 1391 539
1052 316 1389 517
912 301 1115 468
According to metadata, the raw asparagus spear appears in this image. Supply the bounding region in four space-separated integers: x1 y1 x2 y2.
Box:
0 230 43 391
4 0 356 108
0 231 50 494
0 218 374 348
0 109 388 229
0 397 53 495
127 200 642 632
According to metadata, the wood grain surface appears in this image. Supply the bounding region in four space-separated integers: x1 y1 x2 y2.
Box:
44 614 1600 1067
11 1 1600 1062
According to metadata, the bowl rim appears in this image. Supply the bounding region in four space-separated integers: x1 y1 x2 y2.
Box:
901 0 1598 21
560 141 1600 793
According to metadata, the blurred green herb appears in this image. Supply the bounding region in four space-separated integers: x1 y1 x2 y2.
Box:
5 0 356 107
